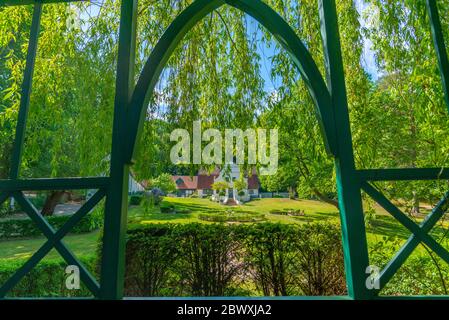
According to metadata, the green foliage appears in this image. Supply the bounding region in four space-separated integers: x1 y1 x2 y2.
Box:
160 202 175 213
125 224 178 296
0 198 19 218
212 181 230 192
233 177 247 192
0 207 103 239
369 237 449 295
129 194 143 206
149 173 177 194
116 222 345 296
141 192 158 215
0 255 96 297
27 194 47 210
240 223 345 296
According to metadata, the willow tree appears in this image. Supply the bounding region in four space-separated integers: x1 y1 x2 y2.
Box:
361 0 449 213
258 0 371 208
0 2 117 214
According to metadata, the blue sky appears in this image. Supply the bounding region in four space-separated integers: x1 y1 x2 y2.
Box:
79 0 379 94
252 0 379 92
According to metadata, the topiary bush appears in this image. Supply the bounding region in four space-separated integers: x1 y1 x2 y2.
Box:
129 194 143 206
160 202 175 213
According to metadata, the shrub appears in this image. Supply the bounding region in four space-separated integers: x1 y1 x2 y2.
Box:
115 222 345 297
125 224 179 296
147 188 163 206
140 190 163 215
239 222 345 296
0 255 96 297
0 206 104 239
369 237 449 295
160 202 175 213
175 208 191 214
174 223 245 296
0 199 19 218
295 223 346 295
129 195 143 206
28 194 47 210
269 209 305 216
269 209 288 215
198 212 266 223
239 223 299 296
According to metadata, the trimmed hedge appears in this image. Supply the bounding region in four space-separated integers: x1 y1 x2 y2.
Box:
123 222 346 296
129 195 143 206
0 255 97 298
0 208 103 239
160 202 175 213
269 209 305 216
0 222 344 297
198 212 266 223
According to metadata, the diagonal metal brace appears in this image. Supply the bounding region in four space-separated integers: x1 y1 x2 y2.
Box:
0 192 10 206
362 183 449 290
2 191 104 297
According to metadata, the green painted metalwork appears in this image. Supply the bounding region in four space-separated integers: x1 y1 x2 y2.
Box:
362 183 449 291
358 168 449 181
427 0 449 111
318 0 371 300
0 177 110 191
2 190 102 297
1 0 449 300
125 0 337 163
378 192 449 290
99 0 137 300
0 189 105 297
9 2 42 180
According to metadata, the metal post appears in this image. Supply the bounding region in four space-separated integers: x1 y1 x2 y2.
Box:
100 0 138 299
318 0 372 299
10 3 42 179
426 0 449 112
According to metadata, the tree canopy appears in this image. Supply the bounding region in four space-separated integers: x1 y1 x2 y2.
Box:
0 0 448 212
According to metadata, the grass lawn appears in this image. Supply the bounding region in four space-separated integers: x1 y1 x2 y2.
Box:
129 197 339 225
1 197 448 261
129 197 449 253
0 230 100 261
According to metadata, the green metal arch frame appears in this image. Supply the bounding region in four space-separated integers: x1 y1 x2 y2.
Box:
0 0 449 300
124 0 338 163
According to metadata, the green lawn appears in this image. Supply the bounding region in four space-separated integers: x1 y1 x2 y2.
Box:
129 197 339 225
1 197 448 261
0 230 100 261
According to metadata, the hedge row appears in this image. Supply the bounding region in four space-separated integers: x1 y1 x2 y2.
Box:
198 212 266 222
0 208 103 239
124 222 346 296
0 222 345 297
269 209 305 216
0 255 97 298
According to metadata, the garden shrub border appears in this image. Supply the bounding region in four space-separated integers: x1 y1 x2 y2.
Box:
0 209 103 239
0 255 97 298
